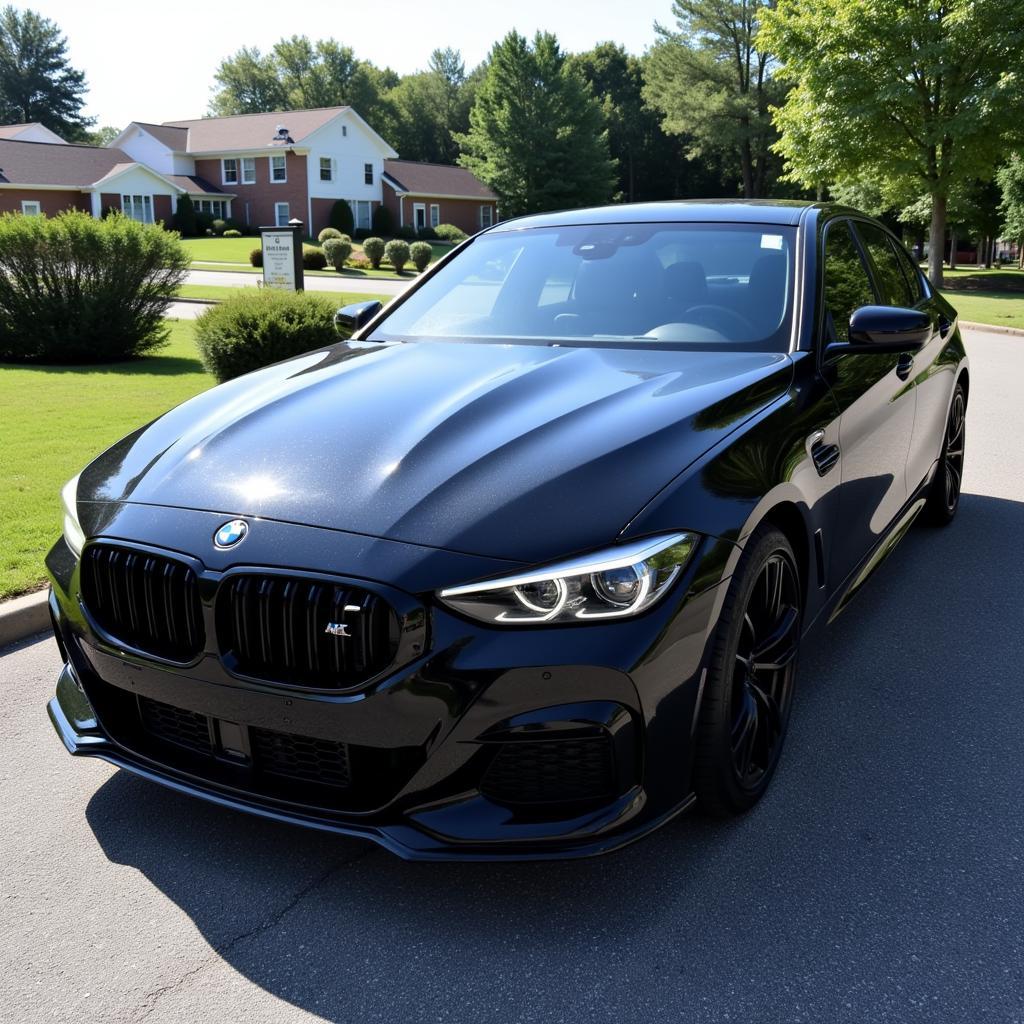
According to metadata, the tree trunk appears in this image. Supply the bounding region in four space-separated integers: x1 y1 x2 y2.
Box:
948 230 958 271
928 194 946 287
740 138 754 199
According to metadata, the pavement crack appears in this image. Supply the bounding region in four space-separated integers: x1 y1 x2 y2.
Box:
129 845 376 1024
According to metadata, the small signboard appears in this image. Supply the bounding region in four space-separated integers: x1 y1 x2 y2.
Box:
259 220 304 292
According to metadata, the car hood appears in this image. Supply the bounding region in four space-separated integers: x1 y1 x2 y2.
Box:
79 340 792 564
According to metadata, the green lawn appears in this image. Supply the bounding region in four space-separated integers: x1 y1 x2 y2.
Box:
939 266 1024 291
176 284 392 305
0 321 215 599
944 290 1024 330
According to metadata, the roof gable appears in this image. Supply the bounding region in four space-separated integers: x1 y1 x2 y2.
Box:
0 140 134 187
382 160 496 201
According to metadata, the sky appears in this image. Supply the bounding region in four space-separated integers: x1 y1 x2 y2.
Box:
37 0 673 128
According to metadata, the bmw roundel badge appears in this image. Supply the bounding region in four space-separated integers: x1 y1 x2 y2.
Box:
214 519 248 548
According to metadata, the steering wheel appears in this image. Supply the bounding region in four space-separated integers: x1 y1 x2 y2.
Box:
684 304 756 338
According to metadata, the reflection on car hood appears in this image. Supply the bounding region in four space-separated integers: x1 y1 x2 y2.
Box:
79 340 793 564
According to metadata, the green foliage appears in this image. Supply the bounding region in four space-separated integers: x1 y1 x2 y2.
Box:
317 226 344 243
998 156 1024 262
173 194 198 237
416 225 439 241
396 223 417 240
85 125 121 147
409 240 432 272
457 31 616 216
211 218 227 235
302 244 327 270
362 236 386 268
371 204 394 235
249 247 263 267
761 0 1024 284
384 238 410 273
329 198 355 236
223 228 241 238
0 210 188 363
322 237 353 270
643 1 781 199
0 6 94 139
434 223 467 243
193 290 338 382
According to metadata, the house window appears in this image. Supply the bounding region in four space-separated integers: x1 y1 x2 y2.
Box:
242 157 256 184
412 203 426 230
480 204 494 228
342 125 347 137
275 202 290 226
320 157 334 182
195 199 229 219
353 200 371 231
430 203 440 228
222 158 238 185
122 194 154 223
270 155 287 183
20 200 41 215
364 162 373 185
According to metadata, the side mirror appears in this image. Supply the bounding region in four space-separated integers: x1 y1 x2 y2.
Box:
334 300 383 339
826 305 931 358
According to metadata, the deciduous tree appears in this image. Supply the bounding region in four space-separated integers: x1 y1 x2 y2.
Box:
997 156 1024 269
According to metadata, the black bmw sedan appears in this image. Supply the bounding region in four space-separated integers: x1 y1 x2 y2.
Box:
46 201 967 860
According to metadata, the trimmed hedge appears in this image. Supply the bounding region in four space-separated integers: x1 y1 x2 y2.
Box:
362 236 385 269
330 199 354 236
302 244 327 270
0 210 189 363
410 240 432 272
223 228 242 237
435 223 467 243
250 247 263 267
371 204 394 236
384 238 411 273
194 290 339 382
317 227 344 243
322 237 352 270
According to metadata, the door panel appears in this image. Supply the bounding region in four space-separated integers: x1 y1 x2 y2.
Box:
820 220 916 588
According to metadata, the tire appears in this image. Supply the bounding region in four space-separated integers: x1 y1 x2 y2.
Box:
922 383 966 527
692 525 802 816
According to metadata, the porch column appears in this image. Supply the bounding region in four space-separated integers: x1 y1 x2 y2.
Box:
89 191 102 219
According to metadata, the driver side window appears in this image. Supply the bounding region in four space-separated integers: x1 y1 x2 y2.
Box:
822 221 876 343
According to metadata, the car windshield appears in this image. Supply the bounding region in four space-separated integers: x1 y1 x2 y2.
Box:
369 222 797 351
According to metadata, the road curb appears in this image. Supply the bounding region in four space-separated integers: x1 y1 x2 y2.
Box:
960 320 1024 337
0 589 50 647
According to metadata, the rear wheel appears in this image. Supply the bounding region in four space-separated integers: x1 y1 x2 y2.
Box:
693 526 802 816
923 383 966 526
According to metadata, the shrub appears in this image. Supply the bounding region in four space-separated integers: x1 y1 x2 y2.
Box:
396 223 417 241
434 223 467 243
322 237 352 270
212 218 227 235
194 290 339 383
385 238 411 273
194 210 214 234
302 244 327 270
362 236 385 269
318 226 343 243
329 198 354 236
249 247 263 267
223 228 242 238
173 194 197 236
371 204 394 235
0 210 189 363
410 240 432 272
347 254 371 270
417 225 439 241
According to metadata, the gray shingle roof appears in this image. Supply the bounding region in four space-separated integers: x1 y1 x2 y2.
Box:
383 159 495 200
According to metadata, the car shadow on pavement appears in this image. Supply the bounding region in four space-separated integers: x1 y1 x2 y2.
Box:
85 491 1024 1022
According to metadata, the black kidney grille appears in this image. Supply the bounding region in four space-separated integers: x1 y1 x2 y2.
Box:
251 726 352 787
139 695 213 753
480 736 616 807
217 574 400 689
81 544 204 662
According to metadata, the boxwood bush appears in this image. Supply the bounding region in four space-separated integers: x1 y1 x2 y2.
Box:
194 290 339 382
384 238 410 273
317 227 348 243
322 237 352 270
223 228 242 237
410 240 432 272
302 244 327 270
249 247 263 267
362 236 385 269
434 223 467 243
0 210 189 363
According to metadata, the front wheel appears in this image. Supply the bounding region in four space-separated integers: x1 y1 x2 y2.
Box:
692 526 802 816
922 383 966 526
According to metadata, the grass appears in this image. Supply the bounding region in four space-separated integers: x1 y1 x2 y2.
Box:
944 291 1024 330
181 236 450 279
0 321 215 600
175 284 392 305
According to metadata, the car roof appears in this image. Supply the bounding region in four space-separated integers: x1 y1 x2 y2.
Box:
490 199 826 231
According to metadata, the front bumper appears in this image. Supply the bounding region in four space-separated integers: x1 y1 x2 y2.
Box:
46 504 731 861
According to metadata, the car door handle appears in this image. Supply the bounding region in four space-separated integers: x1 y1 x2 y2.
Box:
895 353 914 380
806 431 840 476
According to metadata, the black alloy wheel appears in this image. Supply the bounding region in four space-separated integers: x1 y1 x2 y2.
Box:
693 526 802 815
924 383 966 526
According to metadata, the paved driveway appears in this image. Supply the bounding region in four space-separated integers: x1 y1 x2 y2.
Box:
2 328 1021 1024
186 268 412 297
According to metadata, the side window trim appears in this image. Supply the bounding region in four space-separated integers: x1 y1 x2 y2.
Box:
848 218 889 306
888 233 927 307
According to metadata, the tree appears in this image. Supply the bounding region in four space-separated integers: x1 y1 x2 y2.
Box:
85 125 120 148
643 0 781 198
209 46 285 115
761 0 1024 286
0 6 93 139
457 31 616 216
997 156 1024 269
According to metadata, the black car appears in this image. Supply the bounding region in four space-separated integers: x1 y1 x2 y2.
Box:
47 201 967 860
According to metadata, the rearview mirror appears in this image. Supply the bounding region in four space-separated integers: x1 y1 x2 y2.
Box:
826 305 931 358
334 300 383 339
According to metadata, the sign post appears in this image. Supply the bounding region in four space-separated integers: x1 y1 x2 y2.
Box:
259 218 304 292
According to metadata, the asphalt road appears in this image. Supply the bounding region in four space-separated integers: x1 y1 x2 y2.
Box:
2 327 1022 1024
186 268 412 296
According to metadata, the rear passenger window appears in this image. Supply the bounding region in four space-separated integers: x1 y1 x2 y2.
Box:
855 222 913 307
890 238 925 304
822 221 875 343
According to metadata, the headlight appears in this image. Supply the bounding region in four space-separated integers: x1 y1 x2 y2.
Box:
61 473 85 557
438 533 697 625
